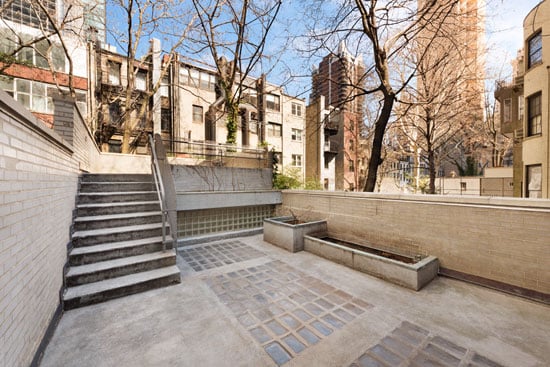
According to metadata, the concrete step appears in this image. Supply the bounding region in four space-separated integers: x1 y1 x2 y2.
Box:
79 181 155 193
69 236 172 265
76 201 160 217
72 223 169 247
80 174 153 183
66 251 177 286
63 265 181 310
77 191 158 204
73 212 163 231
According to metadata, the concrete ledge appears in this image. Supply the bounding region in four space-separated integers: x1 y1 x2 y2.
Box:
304 235 439 290
177 191 281 211
263 217 327 253
177 228 263 247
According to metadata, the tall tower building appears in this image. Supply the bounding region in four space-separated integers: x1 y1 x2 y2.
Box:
306 42 365 191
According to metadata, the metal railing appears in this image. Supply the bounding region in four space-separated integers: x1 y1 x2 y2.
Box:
149 134 169 251
164 138 269 167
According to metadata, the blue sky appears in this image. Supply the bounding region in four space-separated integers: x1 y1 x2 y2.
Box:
486 0 543 76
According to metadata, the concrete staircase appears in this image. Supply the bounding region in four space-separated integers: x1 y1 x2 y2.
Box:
63 173 181 310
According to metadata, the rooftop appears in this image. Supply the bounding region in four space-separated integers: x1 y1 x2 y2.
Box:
40 233 549 367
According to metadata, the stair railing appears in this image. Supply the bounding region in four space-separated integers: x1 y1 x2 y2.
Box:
149 134 168 250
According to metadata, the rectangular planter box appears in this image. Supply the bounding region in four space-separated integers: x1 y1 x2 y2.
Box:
304 234 439 290
263 216 327 253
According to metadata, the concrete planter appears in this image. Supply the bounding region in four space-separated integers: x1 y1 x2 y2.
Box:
304 235 439 290
263 216 327 253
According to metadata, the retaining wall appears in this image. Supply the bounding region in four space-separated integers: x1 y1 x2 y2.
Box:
279 190 550 301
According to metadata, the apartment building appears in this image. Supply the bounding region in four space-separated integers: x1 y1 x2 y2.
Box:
169 56 306 179
306 42 365 191
0 0 104 126
520 1 550 198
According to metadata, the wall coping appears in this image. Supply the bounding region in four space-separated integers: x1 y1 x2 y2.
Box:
282 190 550 211
0 89 73 155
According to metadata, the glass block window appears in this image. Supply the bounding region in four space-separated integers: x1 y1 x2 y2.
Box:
177 205 275 238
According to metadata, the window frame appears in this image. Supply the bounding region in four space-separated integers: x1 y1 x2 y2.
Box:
527 30 543 69
291 102 302 117
526 164 542 198
192 105 203 124
527 92 542 136
291 128 302 141
266 93 280 111
268 122 282 137
291 154 302 167
108 61 121 86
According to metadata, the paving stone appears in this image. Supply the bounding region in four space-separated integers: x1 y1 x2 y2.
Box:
430 336 467 357
355 353 387 367
250 326 272 344
322 314 345 329
264 342 292 366
283 334 306 354
379 335 414 357
410 352 446 367
423 343 461 366
253 293 269 305
392 327 427 347
237 312 256 328
343 302 365 315
304 302 324 316
334 308 355 322
253 308 275 322
369 345 404 366
315 297 335 310
471 353 505 367
289 293 309 304
401 321 429 335
280 314 301 329
267 304 285 317
297 327 320 345
311 320 333 336
351 298 372 310
292 308 313 322
325 292 347 305
266 320 288 336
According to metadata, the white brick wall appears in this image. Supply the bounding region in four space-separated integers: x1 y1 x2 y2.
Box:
0 91 79 367
280 191 550 296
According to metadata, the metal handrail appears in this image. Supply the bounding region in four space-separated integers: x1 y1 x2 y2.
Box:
148 134 168 251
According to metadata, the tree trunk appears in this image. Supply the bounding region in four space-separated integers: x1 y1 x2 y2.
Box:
363 94 394 192
428 147 436 194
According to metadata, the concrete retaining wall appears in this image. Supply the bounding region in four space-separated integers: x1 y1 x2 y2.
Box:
279 190 550 300
172 165 272 192
0 90 81 367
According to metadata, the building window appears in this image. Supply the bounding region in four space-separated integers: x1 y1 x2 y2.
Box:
108 61 121 85
324 178 329 190
349 139 355 151
268 122 282 137
526 164 542 198
460 182 467 191
192 105 203 123
161 108 171 132
250 112 258 133
527 31 542 68
242 88 258 106
180 67 215 91
109 101 122 125
291 102 302 117
266 93 280 111
291 154 302 167
518 95 524 121
291 128 302 141
348 159 354 172
136 70 147 91
160 77 169 97
1 0 56 31
527 92 542 136
503 98 511 122
324 159 329 169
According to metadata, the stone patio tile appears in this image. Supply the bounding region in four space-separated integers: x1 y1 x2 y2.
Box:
264 342 292 366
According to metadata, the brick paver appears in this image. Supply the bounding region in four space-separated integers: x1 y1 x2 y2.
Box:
178 240 265 271
204 260 372 366
349 321 505 367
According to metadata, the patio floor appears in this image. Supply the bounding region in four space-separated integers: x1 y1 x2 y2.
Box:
40 234 550 367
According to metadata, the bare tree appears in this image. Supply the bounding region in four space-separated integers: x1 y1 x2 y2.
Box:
96 0 196 153
188 0 282 145
302 0 465 191
0 0 91 95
